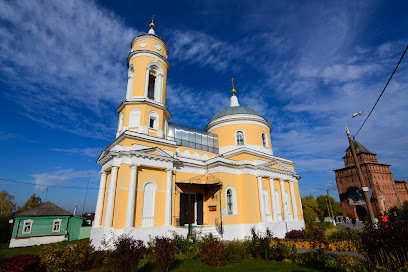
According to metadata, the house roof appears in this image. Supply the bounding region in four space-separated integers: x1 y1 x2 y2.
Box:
16 202 72 217
395 179 407 184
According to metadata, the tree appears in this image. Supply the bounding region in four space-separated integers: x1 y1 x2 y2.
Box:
0 191 16 218
0 191 16 243
301 195 319 226
18 194 42 212
316 195 342 220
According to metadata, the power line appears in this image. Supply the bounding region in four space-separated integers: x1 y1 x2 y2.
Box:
0 178 102 190
355 44 408 138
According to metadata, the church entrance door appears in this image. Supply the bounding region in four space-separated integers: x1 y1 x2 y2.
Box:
179 193 203 226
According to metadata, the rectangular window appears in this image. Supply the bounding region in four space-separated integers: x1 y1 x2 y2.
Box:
22 220 33 234
52 219 62 232
149 118 155 129
148 74 156 100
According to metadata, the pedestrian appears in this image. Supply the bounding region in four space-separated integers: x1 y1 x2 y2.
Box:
343 216 347 224
346 216 350 223
389 210 399 222
351 217 356 228
378 211 389 227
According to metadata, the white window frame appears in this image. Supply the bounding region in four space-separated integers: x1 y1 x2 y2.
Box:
144 62 164 103
52 219 62 232
225 186 238 215
22 219 33 234
235 130 245 146
148 111 159 130
262 132 268 148
129 108 141 128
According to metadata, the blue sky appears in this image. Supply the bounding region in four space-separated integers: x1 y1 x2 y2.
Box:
0 0 407 213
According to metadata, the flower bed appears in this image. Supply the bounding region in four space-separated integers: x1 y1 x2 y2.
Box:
271 239 359 252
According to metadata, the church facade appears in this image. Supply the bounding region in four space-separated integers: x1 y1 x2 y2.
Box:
90 21 304 246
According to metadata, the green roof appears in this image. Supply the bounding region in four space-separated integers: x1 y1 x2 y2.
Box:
16 202 72 217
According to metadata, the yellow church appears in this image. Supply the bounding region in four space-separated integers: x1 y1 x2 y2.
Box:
90 20 304 246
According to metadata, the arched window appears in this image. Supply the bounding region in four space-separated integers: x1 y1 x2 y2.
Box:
129 109 141 128
225 186 238 215
126 65 134 99
149 111 159 130
236 131 245 145
142 182 156 227
118 112 124 132
145 63 163 103
275 190 282 221
262 133 268 148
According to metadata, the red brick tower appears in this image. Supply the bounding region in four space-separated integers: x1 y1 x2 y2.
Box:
334 141 403 220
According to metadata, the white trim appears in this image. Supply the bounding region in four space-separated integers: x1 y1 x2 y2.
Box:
235 129 246 146
148 111 159 130
52 219 62 232
126 65 134 99
225 186 238 215
22 219 33 234
219 144 273 155
275 190 283 221
142 181 157 227
118 112 124 134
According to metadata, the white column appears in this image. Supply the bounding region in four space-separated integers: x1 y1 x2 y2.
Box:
289 179 299 220
93 171 107 227
269 177 278 222
280 178 288 221
257 176 266 222
103 166 118 229
164 168 173 226
125 164 139 228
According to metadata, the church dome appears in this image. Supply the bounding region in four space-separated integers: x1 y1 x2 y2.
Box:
211 106 262 121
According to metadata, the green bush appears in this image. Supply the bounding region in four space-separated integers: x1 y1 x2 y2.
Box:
201 241 226 267
40 246 72 272
171 231 202 259
225 240 247 263
104 235 146 272
292 252 366 271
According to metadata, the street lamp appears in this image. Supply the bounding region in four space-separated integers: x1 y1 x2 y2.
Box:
326 181 336 226
345 111 376 224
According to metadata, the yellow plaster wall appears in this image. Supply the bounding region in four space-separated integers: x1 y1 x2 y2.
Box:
118 104 166 133
118 138 176 152
210 123 271 148
177 147 217 158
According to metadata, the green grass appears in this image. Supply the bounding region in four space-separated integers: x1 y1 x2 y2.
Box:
165 259 325 272
0 240 80 260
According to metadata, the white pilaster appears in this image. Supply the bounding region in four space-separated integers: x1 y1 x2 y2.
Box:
164 168 173 226
289 179 299 220
280 178 288 221
103 166 118 229
93 171 107 227
125 164 139 228
269 177 278 222
257 176 266 222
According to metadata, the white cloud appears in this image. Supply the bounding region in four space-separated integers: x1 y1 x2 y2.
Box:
51 147 102 158
0 0 137 139
31 169 99 191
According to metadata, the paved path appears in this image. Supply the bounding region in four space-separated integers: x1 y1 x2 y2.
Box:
335 221 365 230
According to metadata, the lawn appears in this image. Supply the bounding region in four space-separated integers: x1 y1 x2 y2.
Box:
0 240 79 260
166 259 325 272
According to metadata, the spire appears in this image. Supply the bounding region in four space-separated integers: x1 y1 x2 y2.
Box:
230 77 240 107
148 15 155 34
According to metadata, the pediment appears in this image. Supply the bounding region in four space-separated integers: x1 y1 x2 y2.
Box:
262 160 294 173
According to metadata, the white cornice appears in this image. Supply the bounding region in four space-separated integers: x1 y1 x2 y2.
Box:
130 34 170 56
221 147 294 165
127 50 170 70
116 99 172 119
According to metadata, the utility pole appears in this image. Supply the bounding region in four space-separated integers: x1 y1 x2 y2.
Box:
345 112 376 224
